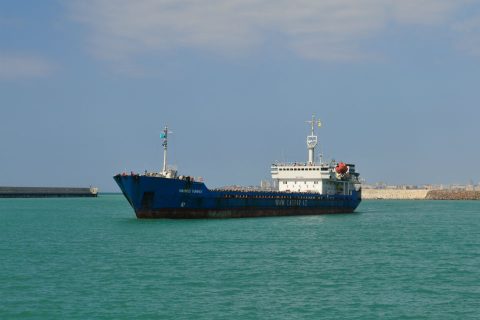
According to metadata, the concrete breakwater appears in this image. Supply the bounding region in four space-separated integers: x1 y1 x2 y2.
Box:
363 189 480 200
362 189 428 200
0 187 98 198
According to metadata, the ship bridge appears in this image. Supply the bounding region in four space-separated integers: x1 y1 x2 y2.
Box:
271 162 358 194
271 163 330 193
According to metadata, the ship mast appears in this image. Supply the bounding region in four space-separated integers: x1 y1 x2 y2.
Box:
160 125 171 173
305 115 321 165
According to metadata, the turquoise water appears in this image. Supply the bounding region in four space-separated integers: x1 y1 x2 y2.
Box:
1 196 479 319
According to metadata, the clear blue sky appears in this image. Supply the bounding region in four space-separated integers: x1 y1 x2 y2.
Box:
1 1 480 191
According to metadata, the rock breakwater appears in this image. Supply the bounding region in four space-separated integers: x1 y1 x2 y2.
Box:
425 190 480 200
362 188 480 200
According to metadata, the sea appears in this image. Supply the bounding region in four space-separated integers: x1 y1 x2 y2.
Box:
1 195 479 319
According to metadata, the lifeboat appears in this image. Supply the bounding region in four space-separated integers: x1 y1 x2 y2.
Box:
335 162 349 175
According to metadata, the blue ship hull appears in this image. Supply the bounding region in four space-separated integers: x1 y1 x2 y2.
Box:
114 175 362 219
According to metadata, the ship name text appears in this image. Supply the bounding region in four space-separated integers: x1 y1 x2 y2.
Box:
179 189 203 194
275 199 308 207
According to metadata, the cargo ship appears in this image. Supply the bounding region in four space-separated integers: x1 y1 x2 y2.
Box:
114 116 361 218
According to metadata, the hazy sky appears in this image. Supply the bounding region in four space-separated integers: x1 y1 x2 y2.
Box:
1 0 480 191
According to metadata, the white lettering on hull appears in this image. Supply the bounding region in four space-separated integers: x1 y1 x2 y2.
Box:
179 189 203 194
275 199 308 206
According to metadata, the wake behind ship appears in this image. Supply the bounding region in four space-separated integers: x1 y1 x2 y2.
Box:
114 116 361 218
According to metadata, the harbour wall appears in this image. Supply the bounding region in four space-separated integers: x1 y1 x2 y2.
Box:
362 189 429 200
0 187 98 198
363 189 480 200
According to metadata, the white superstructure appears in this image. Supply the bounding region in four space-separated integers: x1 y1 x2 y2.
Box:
271 116 360 195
